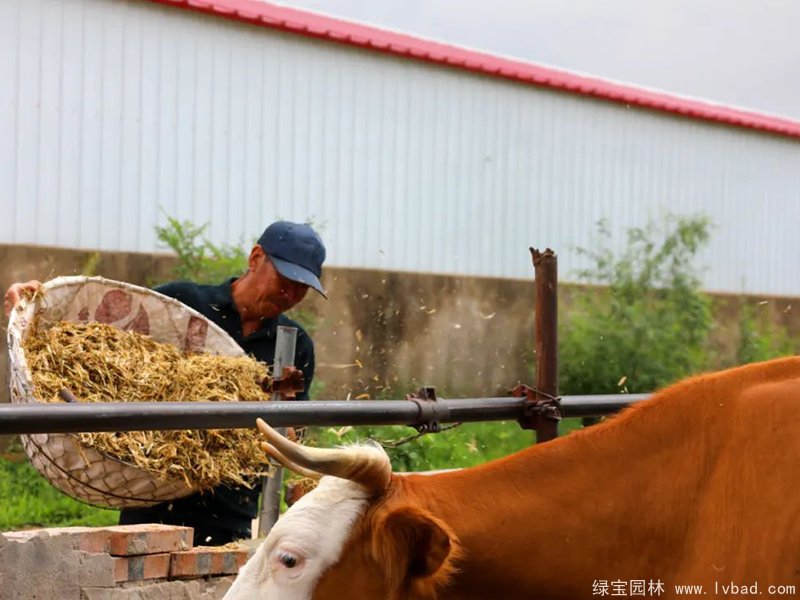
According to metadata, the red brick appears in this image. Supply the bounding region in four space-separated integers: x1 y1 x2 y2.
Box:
169 546 249 578
113 552 171 582
105 524 193 556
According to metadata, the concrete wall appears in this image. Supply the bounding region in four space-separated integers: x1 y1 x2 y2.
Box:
308 267 537 400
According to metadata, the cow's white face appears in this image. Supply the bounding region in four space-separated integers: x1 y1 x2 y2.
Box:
222 476 372 600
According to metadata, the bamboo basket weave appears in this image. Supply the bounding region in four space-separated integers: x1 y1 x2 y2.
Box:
6 276 248 509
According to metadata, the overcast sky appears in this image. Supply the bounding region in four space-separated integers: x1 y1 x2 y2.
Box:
273 0 800 121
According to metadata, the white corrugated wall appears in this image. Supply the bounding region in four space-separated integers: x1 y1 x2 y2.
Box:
2 0 800 295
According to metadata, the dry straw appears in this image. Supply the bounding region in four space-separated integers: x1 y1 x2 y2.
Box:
23 320 273 490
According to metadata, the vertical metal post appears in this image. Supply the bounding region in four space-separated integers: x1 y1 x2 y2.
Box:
257 326 297 538
531 248 559 443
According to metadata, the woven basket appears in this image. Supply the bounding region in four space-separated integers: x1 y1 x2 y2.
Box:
6 276 247 509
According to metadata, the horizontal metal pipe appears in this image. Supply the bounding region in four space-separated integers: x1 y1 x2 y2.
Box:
560 393 650 417
0 394 651 435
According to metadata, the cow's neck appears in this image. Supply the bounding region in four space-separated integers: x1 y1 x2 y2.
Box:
403 390 725 599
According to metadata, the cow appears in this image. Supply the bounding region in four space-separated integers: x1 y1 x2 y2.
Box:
223 357 800 599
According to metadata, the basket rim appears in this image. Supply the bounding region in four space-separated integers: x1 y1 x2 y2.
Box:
14 275 244 356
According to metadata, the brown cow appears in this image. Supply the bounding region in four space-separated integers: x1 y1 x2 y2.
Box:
223 357 800 599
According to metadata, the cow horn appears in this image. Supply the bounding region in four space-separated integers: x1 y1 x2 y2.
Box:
260 441 321 481
256 418 392 493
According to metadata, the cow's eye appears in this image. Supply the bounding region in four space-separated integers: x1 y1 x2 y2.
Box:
279 551 298 568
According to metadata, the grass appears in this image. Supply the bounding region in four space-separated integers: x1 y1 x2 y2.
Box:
0 453 119 531
309 417 586 472
1 419 587 530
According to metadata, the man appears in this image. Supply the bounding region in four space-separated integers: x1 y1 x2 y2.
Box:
4 220 326 545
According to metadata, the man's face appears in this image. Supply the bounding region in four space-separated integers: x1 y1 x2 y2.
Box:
238 248 310 320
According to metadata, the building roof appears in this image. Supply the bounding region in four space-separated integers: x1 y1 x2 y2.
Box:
146 0 800 140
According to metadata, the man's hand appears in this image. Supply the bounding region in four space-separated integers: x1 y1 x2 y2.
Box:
3 280 42 317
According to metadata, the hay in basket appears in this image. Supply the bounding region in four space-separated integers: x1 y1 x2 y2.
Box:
6 276 274 510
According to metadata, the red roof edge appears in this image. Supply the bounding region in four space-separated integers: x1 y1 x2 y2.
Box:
146 0 800 140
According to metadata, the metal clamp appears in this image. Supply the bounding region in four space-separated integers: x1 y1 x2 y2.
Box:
405 386 442 433
512 384 563 436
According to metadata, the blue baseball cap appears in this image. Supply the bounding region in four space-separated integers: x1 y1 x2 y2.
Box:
258 221 327 298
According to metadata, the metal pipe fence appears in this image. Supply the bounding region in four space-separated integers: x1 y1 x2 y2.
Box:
0 394 649 435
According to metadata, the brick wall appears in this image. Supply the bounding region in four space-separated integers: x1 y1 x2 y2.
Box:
0 524 251 600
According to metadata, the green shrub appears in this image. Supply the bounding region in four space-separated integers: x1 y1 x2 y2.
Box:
155 215 248 285
734 301 795 365
560 215 714 395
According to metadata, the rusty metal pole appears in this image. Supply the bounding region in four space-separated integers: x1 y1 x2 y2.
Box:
531 248 560 443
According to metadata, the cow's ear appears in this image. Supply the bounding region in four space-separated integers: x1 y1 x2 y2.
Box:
373 505 457 591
